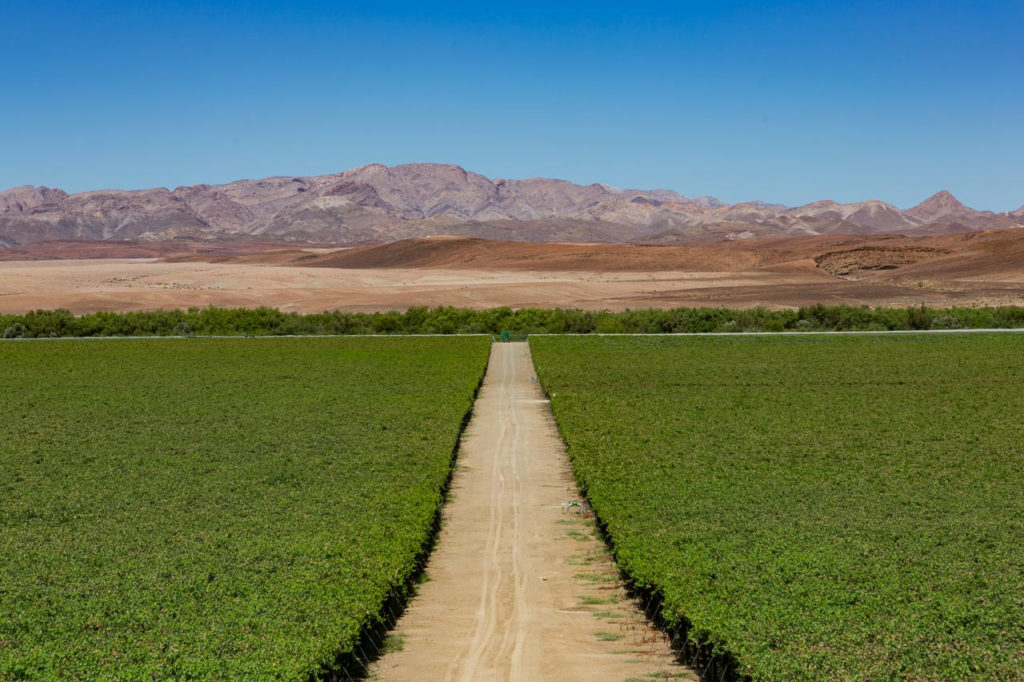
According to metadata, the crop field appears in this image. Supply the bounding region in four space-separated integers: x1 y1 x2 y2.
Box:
0 337 489 679
531 334 1024 680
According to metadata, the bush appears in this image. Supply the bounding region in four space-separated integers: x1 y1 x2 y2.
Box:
594 315 628 334
930 314 963 330
3 323 28 339
907 304 933 330
717 320 741 333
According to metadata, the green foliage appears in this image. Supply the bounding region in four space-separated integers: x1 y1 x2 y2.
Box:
931 314 963 330
1 304 1023 338
906 303 934 330
2 322 27 338
532 334 1024 680
0 337 489 678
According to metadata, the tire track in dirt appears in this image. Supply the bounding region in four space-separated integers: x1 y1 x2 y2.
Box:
371 342 691 681
448 352 513 680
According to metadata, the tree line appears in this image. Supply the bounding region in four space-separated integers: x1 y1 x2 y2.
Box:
3 304 1024 338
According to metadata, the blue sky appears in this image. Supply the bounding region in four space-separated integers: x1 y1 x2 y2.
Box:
2 1 1022 210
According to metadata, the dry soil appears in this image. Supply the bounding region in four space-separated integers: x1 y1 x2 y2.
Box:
1 230 1021 313
370 343 690 682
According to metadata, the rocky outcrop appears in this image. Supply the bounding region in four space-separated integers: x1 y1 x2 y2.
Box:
814 246 953 278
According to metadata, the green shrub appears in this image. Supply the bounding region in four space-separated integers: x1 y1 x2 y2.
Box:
931 314 963 330
3 322 28 338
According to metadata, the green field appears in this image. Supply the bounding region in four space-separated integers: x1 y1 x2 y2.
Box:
0 337 489 679
532 334 1024 680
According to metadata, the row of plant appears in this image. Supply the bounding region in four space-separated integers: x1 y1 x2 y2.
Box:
2 303 1024 338
531 333 1024 680
0 337 490 678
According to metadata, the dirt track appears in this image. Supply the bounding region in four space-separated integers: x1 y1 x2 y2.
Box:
371 343 688 681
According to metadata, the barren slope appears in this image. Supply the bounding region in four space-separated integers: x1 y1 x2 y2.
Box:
296 237 765 272
0 239 333 262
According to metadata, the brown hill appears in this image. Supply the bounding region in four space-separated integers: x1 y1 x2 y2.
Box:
876 228 1024 280
194 227 1024 286
298 237 764 272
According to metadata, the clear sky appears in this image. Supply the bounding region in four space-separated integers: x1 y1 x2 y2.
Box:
2 1 1022 210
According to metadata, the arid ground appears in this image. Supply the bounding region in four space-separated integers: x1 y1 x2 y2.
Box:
0 229 1021 314
371 343 688 681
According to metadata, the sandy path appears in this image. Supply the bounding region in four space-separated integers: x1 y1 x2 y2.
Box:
370 343 690 681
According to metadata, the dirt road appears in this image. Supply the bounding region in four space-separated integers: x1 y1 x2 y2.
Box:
370 343 689 681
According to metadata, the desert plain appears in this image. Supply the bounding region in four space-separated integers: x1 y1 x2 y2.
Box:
0 228 1021 314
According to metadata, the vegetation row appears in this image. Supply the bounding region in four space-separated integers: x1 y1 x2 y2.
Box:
2 304 1024 339
0 337 490 678
531 334 1024 680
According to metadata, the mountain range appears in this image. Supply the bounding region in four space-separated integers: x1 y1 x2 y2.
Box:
2 163 1022 248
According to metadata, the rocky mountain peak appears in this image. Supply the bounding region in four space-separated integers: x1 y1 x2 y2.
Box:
0 185 69 212
907 190 974 220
